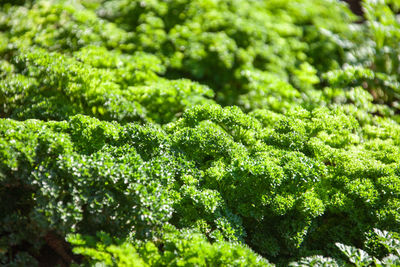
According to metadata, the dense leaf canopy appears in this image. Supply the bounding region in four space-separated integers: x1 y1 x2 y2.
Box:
1 0 400 266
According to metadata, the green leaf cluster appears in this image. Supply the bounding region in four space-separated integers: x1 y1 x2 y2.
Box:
291 229 400 266
1 0 400 266
67 226 271 267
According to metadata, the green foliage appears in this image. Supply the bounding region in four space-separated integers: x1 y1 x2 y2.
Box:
321 0 400 118
68 226 271 266
2 104 400 265
0 0 134 52
2 0 400 266
0 0 356 110
0 46 213 123
291 228 400 267
0 116 173 265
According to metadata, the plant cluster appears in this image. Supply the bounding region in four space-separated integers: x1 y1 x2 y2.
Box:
1 0 400 266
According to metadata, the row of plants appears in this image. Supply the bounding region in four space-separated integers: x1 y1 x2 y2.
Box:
1 0 400 266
